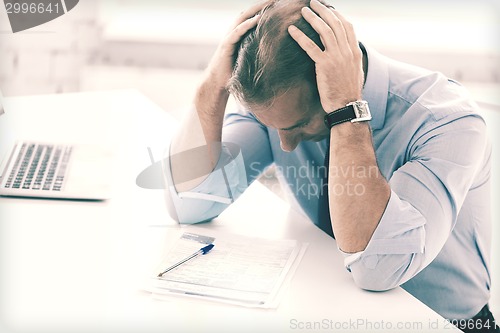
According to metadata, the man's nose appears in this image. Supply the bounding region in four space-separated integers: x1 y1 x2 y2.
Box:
278 130 300 152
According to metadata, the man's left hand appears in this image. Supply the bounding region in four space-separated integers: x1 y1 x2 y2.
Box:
288 0 364 113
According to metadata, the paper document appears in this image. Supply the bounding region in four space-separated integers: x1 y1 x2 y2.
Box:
149 231 307 308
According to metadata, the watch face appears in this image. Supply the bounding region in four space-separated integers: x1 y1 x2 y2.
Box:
352 101 372 122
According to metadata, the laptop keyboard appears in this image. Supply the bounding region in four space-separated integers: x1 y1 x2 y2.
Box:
4 143 73 191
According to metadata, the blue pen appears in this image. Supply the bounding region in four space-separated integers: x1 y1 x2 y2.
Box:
157 244 214 278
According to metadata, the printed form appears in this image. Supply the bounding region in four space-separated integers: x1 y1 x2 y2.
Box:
149 231 307 308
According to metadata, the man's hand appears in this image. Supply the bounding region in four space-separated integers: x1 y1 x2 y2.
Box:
289 0 390 253
172 2 268 192
287 0 364 113
205 1 268 91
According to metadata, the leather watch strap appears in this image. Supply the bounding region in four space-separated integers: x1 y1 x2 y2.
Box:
324 105 356 129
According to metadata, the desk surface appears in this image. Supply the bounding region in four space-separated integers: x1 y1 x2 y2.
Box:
0 90 460 332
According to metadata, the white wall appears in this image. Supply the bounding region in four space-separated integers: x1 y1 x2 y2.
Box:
0 0 102 96
1 0 499 98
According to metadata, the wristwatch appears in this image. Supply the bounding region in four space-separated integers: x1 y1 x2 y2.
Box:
324 100 372 129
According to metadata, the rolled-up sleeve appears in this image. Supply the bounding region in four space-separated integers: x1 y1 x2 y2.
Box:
163 107 273 224
344 114 489 291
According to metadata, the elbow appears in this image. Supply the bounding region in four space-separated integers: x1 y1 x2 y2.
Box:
164 186 227 224
349 253 420 292
352 271 400 292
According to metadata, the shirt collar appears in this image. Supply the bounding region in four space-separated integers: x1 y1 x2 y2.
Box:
361 43 388 130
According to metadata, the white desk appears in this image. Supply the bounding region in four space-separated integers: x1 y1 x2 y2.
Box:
0 90 459 332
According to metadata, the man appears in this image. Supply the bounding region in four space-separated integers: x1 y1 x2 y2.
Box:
164 0 497 331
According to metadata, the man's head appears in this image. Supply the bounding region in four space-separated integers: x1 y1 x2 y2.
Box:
227 0 332 152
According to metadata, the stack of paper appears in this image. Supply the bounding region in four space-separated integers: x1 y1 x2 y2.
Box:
149 230 307 308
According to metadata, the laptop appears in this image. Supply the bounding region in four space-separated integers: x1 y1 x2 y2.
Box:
0 91 114 200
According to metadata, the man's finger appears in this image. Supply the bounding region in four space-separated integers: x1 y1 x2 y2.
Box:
301 6 338 51
288 25 322 62
309 0 349 52
233 0 270 27
333 10 361 56
227 14 260 44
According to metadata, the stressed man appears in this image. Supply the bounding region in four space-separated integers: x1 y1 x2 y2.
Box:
164 0 496 331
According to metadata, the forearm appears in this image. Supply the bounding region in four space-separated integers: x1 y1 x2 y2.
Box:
169 1 264 193
170 77 229 192
328 122 390 253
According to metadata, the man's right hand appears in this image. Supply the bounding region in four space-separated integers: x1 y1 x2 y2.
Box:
205 1 268 91
171 2 268 192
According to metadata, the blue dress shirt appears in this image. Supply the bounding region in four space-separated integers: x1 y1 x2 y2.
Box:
164 45 492 320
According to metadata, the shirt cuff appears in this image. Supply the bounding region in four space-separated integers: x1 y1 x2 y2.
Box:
342 190 426 271
163 143 247 224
